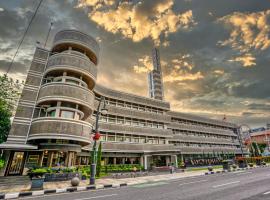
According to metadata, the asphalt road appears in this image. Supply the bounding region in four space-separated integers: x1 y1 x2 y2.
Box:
18 167 270 200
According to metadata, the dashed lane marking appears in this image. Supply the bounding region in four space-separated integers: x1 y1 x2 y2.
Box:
213 181 240 188
178 179 208 186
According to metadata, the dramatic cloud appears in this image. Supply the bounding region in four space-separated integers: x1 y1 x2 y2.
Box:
133 56 153 73
76 0 196 45
218 9 270 66
228 53 256 67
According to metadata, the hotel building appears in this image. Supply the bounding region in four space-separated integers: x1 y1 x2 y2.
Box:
0 30 243 176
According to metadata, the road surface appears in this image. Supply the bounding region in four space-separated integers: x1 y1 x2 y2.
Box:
18 167 270 200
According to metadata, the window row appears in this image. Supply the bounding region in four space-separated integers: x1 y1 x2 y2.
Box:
95 96 164 115
93 113 166 129
171 118 233 131
172 129 233 140
34 101 84 120
170 141 236 148
43 71 88 88
99 132 167 144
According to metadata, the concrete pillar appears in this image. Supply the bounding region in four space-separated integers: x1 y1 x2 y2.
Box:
175 155 178 168
113 157 116 165
38 151 44 167
140 156 144 166
122 158 125 164
48 152 54 167
144 155 148 170
166 156 170 166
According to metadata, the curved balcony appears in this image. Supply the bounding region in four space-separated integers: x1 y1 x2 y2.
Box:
99 122 173 138
28 117 92 146
37 82 95 117
52 30 99 65
46 53 97 89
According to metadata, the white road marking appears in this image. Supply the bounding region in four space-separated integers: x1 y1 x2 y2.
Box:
74 194 118 200
179 179 208 186
263 191 270 195
213 181 240 188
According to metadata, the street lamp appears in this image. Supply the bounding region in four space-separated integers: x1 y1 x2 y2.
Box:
90 96 107 185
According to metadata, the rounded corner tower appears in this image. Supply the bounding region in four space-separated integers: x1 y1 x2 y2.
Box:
26 29 100 166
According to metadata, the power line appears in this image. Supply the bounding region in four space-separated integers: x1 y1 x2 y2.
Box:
6 0 44 74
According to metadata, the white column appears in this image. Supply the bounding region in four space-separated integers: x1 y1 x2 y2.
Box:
144 155 148 170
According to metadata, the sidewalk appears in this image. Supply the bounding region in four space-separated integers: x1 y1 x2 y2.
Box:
0 169 209 194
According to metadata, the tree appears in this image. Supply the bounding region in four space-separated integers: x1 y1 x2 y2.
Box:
96 142 102 177
0 74 22 143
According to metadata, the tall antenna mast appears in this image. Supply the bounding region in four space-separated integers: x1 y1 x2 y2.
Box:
44 22 53 48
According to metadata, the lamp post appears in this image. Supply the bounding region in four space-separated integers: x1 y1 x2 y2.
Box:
90 96 108 185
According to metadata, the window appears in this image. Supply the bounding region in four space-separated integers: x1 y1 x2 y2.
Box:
117 117 124 124
117 101 124 107
116 135 124 142
132 120 139 126
140 137 146 143
125 136 131 142
132 137 139 143
107 134 115 141
100 134 106 141
48 110 56 117
160 139 166 144
126 103 132 108
125 118 132 125
60 110 74 119
108 115 116 123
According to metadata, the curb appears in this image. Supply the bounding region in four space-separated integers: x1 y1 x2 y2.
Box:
0 183 128 199
204 165 269 175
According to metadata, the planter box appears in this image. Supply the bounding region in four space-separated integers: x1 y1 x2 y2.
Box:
31 177 44 190
44 172 81 182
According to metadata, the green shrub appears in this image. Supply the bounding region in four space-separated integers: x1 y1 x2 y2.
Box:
0 159 5 169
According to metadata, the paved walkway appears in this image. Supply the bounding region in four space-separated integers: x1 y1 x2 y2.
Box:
0 169 210 193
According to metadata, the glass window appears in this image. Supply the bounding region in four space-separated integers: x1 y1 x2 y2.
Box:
117 117 124 124
132 137 139 143
126 103 132 108
140 137 146 143
125 118 132 125
116 135 124 142
60 110 74 119
160 139 166 144
107 134 115 141
132 120 139 126
108 115 116 123
125 136 131 142
48 110 56 117
66 79 79 85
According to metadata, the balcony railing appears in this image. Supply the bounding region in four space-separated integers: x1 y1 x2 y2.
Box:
52 30 99 64
37 82 95 112
46 52 97 82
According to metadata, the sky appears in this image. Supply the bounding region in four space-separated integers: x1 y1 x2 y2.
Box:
0 0 270 128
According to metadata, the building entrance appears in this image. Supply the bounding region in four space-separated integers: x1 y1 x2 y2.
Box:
6 152 25 176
